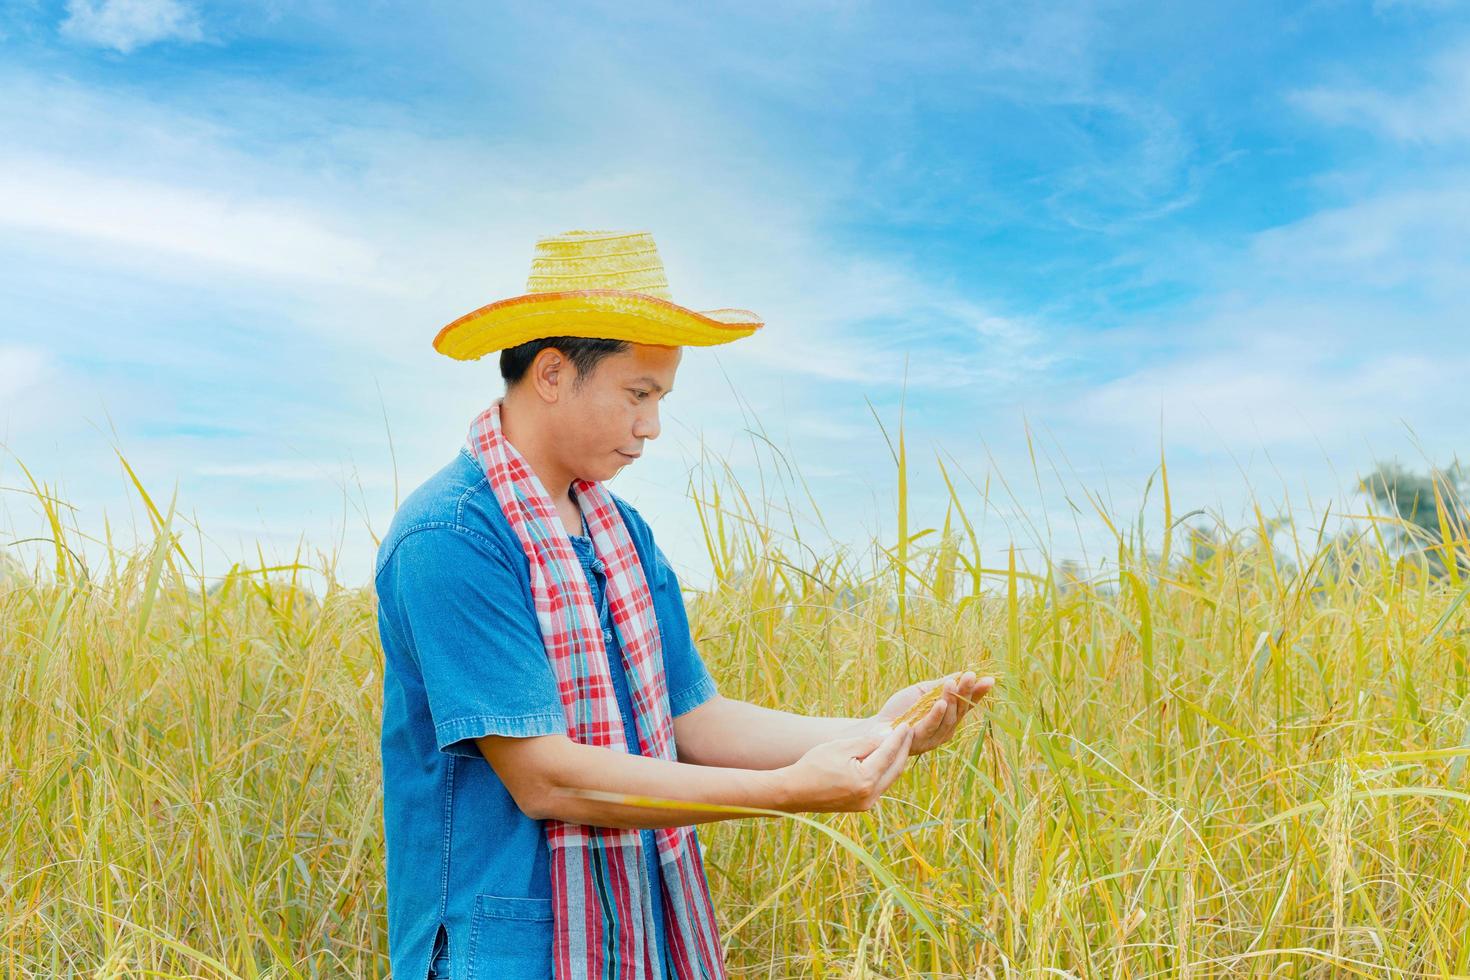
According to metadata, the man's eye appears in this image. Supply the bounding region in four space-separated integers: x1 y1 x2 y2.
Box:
632 390 649 399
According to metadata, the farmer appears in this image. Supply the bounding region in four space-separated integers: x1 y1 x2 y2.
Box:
374 230 994 980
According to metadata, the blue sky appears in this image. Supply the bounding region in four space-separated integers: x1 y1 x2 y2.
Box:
1 0 1467 589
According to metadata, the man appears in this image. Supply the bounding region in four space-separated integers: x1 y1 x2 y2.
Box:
375 230 993 980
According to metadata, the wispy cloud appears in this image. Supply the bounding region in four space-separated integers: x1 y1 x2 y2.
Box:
1291 38 1470 145
0 344 49 407
1073 326 1464 453
59 0 203 54
1250 182 1470 292
0 153 391 288
195 460 390 486
0 344 82 457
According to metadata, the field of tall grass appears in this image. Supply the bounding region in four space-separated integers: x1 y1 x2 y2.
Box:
3 429 1470 978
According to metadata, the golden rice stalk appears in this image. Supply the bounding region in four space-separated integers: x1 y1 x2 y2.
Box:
890 669 987 729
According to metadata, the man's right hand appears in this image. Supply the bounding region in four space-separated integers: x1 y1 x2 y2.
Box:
776 723 916 813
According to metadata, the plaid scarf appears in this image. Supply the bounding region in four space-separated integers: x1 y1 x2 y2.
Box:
465 399 728 980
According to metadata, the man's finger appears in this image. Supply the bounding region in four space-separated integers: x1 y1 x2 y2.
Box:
957 676 988 715
905 701 940 754
829 728 886 761
958 675 996 708
859 723 911 775
874 725 914 793
917 692 948 736
916 690 958 753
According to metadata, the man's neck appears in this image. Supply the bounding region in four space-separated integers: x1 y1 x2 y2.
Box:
499 394 574 504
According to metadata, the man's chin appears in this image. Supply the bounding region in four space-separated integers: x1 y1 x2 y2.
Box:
577 463 631 483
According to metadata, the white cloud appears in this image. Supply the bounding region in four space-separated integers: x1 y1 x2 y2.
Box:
0 154 392 290
59 0 202 53
196 461 344 483
1063 169 1470 460
1074 337 1461 453
1031 27 1470 559
192 459 397 489
0 344 83 458
0 345 50 406
1291 39 1470 144
1250 182 1470 291
721 256 1061 392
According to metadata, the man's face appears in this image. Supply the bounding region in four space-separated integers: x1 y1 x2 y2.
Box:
558 342 681 482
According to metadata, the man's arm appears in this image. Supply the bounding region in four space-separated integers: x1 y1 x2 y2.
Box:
476 722 913 830
671 672 995 769
672 695 871 770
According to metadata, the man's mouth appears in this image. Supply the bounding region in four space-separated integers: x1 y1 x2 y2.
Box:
617 451 641 460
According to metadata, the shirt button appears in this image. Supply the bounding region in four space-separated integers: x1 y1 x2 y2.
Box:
602 628 614 643
590 558 606 574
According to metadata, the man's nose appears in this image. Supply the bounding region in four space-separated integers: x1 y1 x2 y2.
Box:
633 408 660 440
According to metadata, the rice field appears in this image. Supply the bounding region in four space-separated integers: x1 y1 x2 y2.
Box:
3 433 1469 978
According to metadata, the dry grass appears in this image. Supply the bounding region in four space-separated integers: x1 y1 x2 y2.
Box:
3 427 1469 977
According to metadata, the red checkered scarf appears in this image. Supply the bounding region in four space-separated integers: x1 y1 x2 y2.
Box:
466 399 728 980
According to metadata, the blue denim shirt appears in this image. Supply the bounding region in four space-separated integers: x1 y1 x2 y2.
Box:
375 449 720 980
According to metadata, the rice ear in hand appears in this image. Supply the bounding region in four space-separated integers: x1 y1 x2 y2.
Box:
886 669 989 731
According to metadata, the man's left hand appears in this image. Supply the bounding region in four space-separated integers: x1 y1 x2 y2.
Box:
868 672 995 756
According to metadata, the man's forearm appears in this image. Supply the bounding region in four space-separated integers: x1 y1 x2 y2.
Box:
525 737 794 829
673 695 869 770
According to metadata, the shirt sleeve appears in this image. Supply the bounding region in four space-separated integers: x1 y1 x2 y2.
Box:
649 542 721 717
381 526 567 757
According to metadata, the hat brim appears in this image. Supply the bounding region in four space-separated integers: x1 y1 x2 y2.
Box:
432 289 763 361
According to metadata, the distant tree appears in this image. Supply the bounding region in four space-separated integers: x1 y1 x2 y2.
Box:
1052 558 1092 598
1358 460 1470 580
1165 513 1298 582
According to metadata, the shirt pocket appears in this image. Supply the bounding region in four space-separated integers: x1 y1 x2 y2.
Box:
466 894 555 980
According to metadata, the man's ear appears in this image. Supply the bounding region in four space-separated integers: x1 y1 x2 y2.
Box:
530 348 566 403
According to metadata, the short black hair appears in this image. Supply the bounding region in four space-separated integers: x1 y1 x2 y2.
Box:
499 336 632 391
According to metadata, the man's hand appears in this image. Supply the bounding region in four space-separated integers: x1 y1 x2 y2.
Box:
867 671 995 756
777 724 917 813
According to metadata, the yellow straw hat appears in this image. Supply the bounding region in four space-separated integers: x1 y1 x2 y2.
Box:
433 230 763 360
